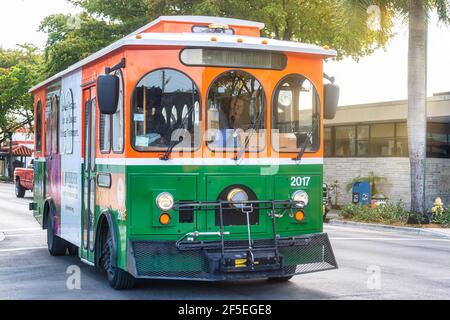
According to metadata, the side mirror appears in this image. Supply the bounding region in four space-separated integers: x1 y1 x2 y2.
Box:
324 83 340 120
97 74 119 115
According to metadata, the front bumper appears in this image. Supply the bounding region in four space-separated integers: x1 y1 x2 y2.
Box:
127 233 337 281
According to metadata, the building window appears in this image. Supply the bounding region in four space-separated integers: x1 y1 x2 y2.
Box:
396 123 409 156
324 127 332 157
325 121 449 158
370 123 395 156
131 69 201 151
334 126 356 157
356 125 369 156
35 101 42 152
427 123 450 158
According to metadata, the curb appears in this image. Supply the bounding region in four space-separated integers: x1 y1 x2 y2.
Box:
327 219 450 239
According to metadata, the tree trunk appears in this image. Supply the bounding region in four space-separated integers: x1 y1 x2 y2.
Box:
407 0 427 220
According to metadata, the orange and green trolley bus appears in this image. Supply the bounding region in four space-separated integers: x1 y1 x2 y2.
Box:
29 16 340 289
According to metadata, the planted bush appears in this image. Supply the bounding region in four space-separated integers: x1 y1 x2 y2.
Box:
432 206 450 226
339 202 409 224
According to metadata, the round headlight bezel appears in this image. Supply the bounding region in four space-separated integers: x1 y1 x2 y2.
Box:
227 188 249 209
292 190 309 208
156 192 175 211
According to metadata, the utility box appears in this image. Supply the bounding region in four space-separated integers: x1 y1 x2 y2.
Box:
352 182 371 206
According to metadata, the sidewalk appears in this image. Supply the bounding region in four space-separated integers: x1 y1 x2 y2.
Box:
326 210 450 239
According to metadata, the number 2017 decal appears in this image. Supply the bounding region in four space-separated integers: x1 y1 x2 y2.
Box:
291 176 311 187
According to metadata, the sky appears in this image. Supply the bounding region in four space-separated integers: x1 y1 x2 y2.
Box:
1 0 449 106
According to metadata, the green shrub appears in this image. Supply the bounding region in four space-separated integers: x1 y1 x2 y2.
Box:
339 202 409 224
432 207 450 226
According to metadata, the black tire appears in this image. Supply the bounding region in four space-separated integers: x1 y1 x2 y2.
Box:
46 215 67 256
267 276 294 283
67 244 79 256
101 228 135 290
15 179 25 198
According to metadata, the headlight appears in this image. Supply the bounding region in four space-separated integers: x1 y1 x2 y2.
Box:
227 188 248 209
292 190 309 208
156 192 174 211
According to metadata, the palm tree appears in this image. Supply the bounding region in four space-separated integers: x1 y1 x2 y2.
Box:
346 0 450 220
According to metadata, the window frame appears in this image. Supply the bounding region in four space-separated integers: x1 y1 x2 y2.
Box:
205 69 268 153
180 48 288 71
130 67 203 153
112 69 125 154
99 111 112 154
35 100 43 153
191 25 235 35
271 73 322 154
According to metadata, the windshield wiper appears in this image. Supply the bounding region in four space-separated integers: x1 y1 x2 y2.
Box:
292 113 320 162
233 109 264 161
160 105 195 161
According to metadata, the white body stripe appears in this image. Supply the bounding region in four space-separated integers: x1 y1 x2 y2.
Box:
95 157 323 166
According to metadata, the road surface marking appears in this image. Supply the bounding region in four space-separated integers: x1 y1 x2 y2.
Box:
0 227 41 233
0 247 47 253
0 232 4 242
5 233 44 238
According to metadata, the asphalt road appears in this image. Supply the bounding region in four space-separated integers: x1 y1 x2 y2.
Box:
1 182 449 300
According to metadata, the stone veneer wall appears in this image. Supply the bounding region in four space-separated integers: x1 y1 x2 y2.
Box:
324 157 450 211
425 158 450 209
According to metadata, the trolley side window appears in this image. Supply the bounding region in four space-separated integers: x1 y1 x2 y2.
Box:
112 70 124 153
206 70 266 152
272 74 320 153
100 71 124 154
35 101 42 152
180 48 287 70
46 95 60 155
131 69 201 152
99 113 111 153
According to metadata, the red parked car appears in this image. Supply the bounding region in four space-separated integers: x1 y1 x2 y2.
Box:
14 159 34 198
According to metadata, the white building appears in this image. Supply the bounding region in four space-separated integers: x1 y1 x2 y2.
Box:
324 92 450 210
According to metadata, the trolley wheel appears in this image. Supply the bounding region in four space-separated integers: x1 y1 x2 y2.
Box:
267 275 294 283
67 244 79 256
101 228 135 290
15 179 25 198
47 216 67 256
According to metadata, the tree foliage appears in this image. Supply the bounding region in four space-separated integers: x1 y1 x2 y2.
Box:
40 0 398 76
0 45 43 145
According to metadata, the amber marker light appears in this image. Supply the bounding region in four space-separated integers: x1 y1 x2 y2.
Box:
136 34 143 39
295 211 305 222
261 40 268 45
237 38 244 43
211 37 217 42
159 213 171 225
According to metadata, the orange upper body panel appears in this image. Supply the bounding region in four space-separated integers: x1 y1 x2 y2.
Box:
119 47 324 160
144 20 261 37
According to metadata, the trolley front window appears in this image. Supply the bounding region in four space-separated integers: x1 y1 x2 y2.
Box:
272 75 320 153
181 49 287 70
132 69 201 152
206 70 266 152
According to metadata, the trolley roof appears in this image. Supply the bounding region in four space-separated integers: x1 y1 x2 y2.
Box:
30 16 336 92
